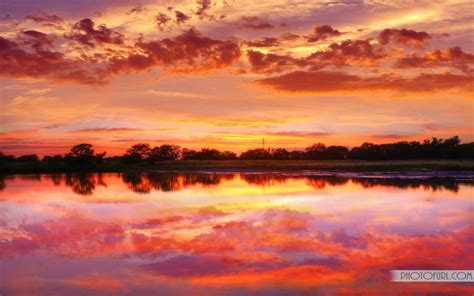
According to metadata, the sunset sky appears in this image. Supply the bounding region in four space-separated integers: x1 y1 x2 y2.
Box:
0 0 473 156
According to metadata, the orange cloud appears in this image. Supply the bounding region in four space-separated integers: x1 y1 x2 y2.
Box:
378 28 431 46
0 35 106 84
174 11 190 25
240 16 274 30
246 50 301 74
255 70 473 93
245 37 280 48
108 29 241 75
65 18 124 47
306 25 343 42
395 46 474 74
307 39 387 67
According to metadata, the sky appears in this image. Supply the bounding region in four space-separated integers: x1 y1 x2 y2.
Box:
0 0 473 156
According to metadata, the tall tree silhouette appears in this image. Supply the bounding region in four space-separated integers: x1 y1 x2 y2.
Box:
123 143 152 163
64 144 106 166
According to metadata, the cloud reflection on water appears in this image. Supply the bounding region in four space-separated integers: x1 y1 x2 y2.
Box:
0 173 472 295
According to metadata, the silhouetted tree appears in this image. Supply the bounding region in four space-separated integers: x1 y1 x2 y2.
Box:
0 152 15 163
182 148 237 160
289 150 305 160
196 148 221 160
456 143 474 159
240 148 272 159
349 143 380 160
105 156 122 162
182 148 198 160
4 135 473 172
325 146 349 159
64 144 106 166
149 145 182 161
42 154 63 164
439 136 460 158
220 151 237 160
16 154 39 162
347 137 468 160
272 148 290 160
305 143 326 160
123 143 152 163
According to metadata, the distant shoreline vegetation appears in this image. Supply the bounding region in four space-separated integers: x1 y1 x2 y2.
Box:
1 136 473 173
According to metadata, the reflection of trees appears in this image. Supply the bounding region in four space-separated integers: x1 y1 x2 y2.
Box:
182 173 232 187
239 174 470 193
355 178 464 193
65 173 106 195
65 174 474 194
0 175 28 192
122 173 181 193
240 174 288 186
122 172 233 193
122 173 153 193
148 173 181 192
0 175 5 191
306 176 350 189
1 172 472 195
18 175 42 181
43 174 64 186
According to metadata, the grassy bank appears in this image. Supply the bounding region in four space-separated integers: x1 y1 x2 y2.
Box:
1 159 474 174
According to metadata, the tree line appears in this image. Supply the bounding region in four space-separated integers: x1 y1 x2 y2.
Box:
0 136 473 166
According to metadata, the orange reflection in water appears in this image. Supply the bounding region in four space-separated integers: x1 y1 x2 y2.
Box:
0 173 473 295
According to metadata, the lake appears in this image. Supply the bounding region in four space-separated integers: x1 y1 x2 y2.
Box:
0 172 473 295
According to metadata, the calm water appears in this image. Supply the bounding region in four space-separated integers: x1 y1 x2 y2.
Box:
0 172 473 295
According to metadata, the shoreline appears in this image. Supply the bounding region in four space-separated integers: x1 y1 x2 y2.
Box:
1 159 473 175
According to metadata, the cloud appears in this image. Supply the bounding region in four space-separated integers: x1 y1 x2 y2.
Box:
245 37 389 74
24 12 63 23
156 13 172 30
126 3 146 15
133 216 184 229
395 46 474 74
23 12 64 29
269 131 331 137
20 30 54 51
378 28 431 46
108 29 241 74
0 35 103 84
246 50 302 74
1 27 240 84
240 16 274 30
306 25 342 42
68 128 144 133
281 33 300 41
196 0 212 19
67 127 174 133
142 255 243 276
255 70 473 93
1 12 471 94
175 11 191 24
65 18 124 47
246 37 280 48
306 39 387 67
370 134 411 139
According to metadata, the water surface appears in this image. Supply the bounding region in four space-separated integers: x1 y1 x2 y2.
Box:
0 172 473 295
